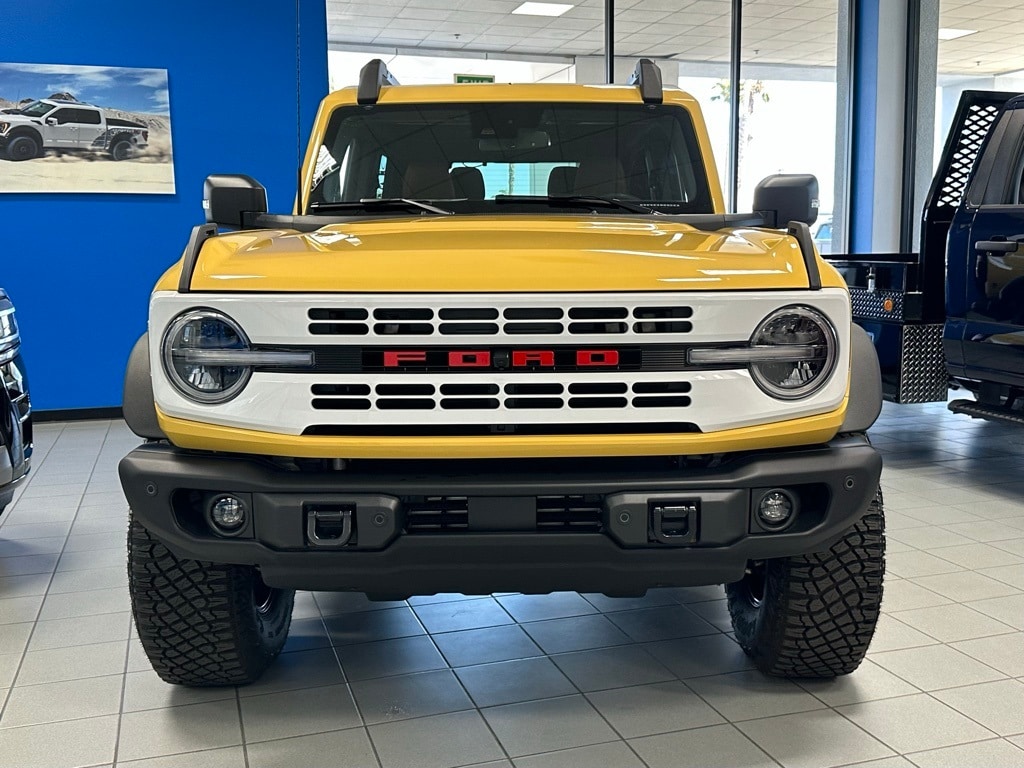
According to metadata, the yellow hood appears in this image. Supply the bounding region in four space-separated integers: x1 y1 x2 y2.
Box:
175 215 839 293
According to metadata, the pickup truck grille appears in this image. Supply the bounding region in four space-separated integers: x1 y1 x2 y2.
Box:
309 303 693 339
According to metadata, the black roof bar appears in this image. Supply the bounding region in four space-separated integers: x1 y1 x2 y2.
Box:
628 58 663 104
357 59 400 105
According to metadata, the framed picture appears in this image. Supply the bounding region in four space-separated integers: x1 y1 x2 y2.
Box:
0 62 174 194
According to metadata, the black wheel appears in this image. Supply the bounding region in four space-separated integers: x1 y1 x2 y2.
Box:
726 490 885 678
128 511 294 686
7 135 40 161
110 139 132 161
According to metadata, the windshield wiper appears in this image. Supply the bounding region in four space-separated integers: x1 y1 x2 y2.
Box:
494 194 655 215
309 198 453 215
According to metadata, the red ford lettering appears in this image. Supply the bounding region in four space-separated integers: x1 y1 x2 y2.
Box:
576 350 619 366
383 350 428 367
449 351 491 367
512 350 556 367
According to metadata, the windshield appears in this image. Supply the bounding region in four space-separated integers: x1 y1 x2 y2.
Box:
17 101 54 118
308 101 714 215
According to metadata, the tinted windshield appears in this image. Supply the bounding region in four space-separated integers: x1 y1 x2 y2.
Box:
308 102 714 214
18 101 54 117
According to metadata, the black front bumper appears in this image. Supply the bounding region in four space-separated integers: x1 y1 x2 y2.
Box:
0 351 31 511
120 436 881 597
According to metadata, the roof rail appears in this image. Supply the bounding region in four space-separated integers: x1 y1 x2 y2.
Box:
628 58 663 105
357 59 400 105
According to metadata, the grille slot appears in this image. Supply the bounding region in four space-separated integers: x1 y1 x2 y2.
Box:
632 381 692 394
568 396 628 409
439 308 499 320
309 323 369 335
374 323 433 335
405 497 469 532
505 397 564 409
536 495 603 531
504 307 563 320
312 384 371 396
309 308 368 320
634 321 693 334
633 306 693 319
441 397 500 409
568 307 628 319
440 323 499 335
375 384 435 396
568 382 627 395
633 395 692 408
441 383 499 396
376 398 435 410
312 398 371 410
568 322 628 334
374 308 433 320
504 383 564 395
504 322 564 335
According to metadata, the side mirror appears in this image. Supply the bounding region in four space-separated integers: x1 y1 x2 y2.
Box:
45 117 57 126
753 174 819 228
203 174 268 229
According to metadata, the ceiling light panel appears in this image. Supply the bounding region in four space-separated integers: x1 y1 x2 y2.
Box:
512 2 575 17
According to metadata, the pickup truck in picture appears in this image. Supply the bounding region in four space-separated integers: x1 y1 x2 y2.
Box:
0 98 148 161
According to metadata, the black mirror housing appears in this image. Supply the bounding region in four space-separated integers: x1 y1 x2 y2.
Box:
753 174 819 228
204 174 268 229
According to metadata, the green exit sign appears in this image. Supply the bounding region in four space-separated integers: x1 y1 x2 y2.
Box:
455 74 495 84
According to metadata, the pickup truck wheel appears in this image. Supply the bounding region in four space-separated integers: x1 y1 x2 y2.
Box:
725 490 885 678
110 139 133 161
7 135 40 161
128 512 295 686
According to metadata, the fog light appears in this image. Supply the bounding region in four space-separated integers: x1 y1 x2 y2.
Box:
209 495 247 534
758 490 794 528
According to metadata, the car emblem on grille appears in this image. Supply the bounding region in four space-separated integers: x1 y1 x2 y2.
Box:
381 349 621 369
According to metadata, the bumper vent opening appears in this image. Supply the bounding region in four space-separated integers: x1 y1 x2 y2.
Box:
537 495 604 531
406 496 469 532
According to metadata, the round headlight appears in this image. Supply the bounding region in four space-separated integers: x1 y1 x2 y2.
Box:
749 306 837 400
162 310 251 403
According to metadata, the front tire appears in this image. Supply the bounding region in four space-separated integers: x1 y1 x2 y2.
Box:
726 490 885 678
7 135 40 161
128 512 294 686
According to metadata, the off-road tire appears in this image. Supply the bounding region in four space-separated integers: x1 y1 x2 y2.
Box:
726 490 885 678
128 512 294 686
110 139 132 161
7 134 40 161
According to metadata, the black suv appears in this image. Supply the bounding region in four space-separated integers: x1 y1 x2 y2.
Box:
0 289 31 516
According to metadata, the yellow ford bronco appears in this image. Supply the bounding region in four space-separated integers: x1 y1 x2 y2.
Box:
120 59 884 686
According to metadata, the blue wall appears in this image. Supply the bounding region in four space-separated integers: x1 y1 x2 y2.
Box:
1 0 327 411
849 0 879 253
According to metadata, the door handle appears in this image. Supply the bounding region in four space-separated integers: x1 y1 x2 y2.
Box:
975 240 1020 253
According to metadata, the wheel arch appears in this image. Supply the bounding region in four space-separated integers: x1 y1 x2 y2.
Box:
840 324 883 433
123 333 166 440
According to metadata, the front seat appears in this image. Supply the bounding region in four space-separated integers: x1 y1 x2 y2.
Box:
450 167 485 199
547 166 578 196
574 157 625 196
402 161 455 199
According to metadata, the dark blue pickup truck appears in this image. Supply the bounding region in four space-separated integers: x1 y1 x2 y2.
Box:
831 91 1024 424
0 288 31 516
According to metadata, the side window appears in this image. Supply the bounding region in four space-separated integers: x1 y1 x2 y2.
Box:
50 108 74 125
76 109 101 125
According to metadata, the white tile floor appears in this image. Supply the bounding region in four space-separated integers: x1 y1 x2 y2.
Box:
0 402 1023 768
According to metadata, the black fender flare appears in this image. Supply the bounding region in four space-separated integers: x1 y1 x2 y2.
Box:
840 325 883 433
123 333 166 440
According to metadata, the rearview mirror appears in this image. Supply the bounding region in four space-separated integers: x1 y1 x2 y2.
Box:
479 129 551 152
203 174 268 229
753 174 819 228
